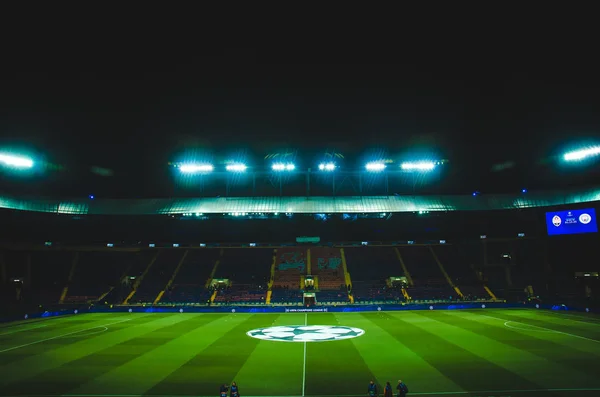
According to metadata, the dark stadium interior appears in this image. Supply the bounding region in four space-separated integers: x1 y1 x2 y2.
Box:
1 11 600 397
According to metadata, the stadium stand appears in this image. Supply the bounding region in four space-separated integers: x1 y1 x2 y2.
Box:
344 247 404 303
29 251 72 305
431 244 489 300
400 245 456 301
132 250 186 303
102 250 157 304
271 248 305 304
161 249 219 304
213 248 271 304
310 247 348 303
65 251 135 303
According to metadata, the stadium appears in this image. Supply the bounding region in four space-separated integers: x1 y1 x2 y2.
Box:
1 146 600 397
2 20 600 397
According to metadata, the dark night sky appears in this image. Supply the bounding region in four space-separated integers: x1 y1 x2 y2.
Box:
1 8 599 198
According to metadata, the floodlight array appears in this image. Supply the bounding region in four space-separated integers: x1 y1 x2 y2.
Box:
563 146 600 161
400 161 436 171
0 153 34 169
226 163 247 172
365 162 386 171
318 162 336 171
179 164 214 173
272 163 295 171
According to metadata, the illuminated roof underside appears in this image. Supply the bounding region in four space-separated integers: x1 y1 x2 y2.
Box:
0 188 599 215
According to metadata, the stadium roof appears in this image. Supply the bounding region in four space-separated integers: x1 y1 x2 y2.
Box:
1 187 598 215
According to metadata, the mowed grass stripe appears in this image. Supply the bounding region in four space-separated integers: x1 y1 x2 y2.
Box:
0 315 144 366
0 314 182 387
467 311 600 354
147 314 280 396
469 310 600 345
2 313 213 396
304 313 378 396
419 311 599 388
540 310 600 324
502 310 600 333
0 314 134 345
234 313 305 396
370 312 540 392
68 313 230 396
344 313 462 394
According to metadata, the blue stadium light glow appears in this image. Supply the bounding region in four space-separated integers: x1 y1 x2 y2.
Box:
400 161 436 171
179 163 214 173
272 163 295 171
563 146 600 162
318 162 336 171
89 195 95 199
0 153 34 169
522 188 528 193
226 163 247 172
365 162 386 171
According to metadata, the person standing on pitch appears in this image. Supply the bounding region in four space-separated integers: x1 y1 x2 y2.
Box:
230 382 239 397
219 384 229 397
396 380 409 397
384 382 393 397
368 380 378 397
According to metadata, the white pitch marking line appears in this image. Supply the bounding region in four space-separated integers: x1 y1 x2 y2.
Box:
0 324 47 336
302 313 307 397
0 318 132 353
541 311 600 324
1 385 594 396
476 313 600 344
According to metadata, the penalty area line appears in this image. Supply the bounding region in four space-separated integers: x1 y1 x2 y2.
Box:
0 324 47 336
476 313 600 344
0 318 132 353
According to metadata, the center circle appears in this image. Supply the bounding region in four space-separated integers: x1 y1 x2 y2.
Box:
246 325 365 342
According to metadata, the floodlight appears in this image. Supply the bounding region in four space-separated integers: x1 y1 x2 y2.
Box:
365 162 386 171
179 164 214 173
400 161 436 171
563 146 600 161
319 162 335 171
272 162 295 171
226 163 247 172
0 153 34 169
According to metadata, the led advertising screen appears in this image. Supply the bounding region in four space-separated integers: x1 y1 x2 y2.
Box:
546 208 598 235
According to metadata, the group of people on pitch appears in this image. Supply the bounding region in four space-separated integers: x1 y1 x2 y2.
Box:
218 379 408 397
219 382 239 397
369 380 409 397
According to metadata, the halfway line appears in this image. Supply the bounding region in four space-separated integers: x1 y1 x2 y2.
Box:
302 312 307 397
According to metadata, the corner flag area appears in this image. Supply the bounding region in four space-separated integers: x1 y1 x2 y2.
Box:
0 310 599 397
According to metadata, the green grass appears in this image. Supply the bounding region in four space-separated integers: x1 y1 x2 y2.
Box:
0 309 599 397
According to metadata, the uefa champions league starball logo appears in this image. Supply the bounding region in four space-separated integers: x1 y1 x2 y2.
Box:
246 325 365 342
552 215 562 227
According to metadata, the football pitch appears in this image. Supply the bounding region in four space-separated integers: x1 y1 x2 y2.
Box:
1 309 599 397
